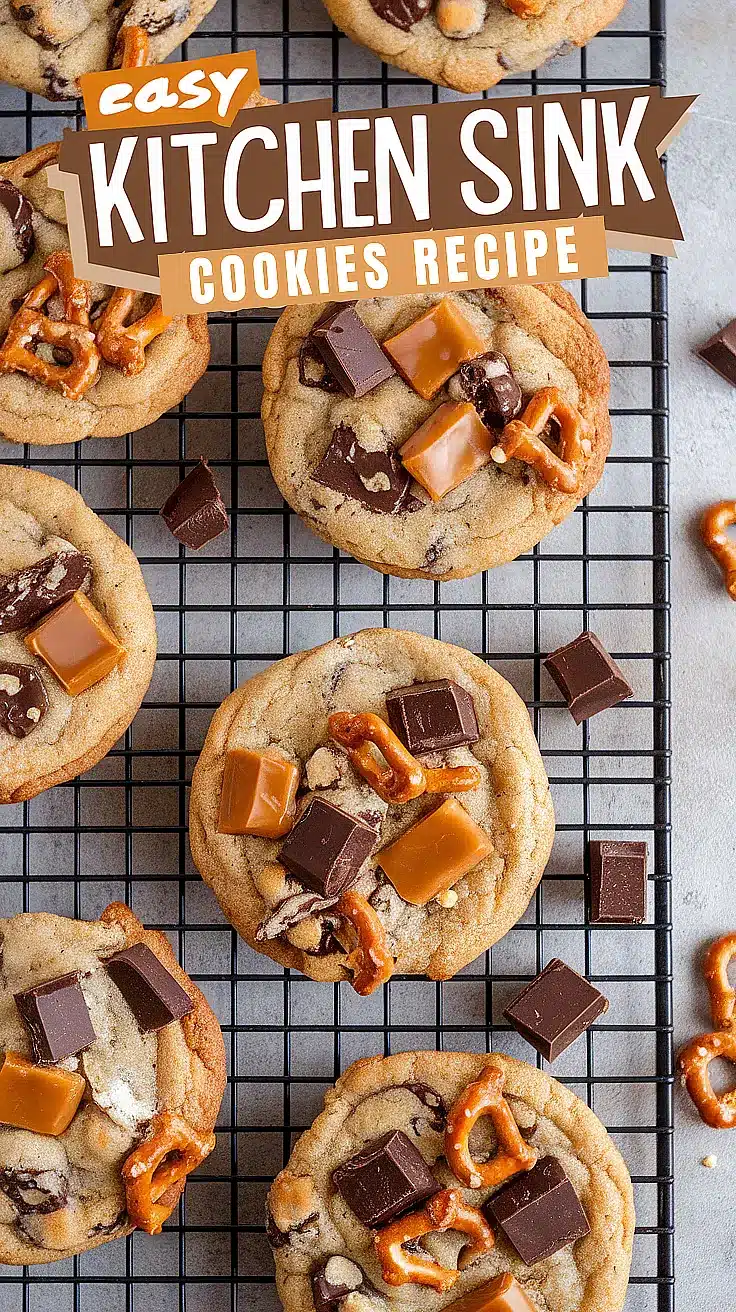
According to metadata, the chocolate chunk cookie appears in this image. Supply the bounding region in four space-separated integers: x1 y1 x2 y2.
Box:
189 629 554 987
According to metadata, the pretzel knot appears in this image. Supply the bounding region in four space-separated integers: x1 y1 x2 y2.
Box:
704 933 736 1029
95 289 173 377
122 1111 216 1234
444 1063 536 1189
328 711 481 804
374 1187 494 1292
0 251 99 400
114 24 150 69
678 1032 736 1130
701 502 736 600
336 889 394 995
491 386 589 495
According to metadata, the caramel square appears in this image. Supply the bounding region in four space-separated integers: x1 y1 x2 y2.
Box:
383 299 487 400
400 401 495 501
377 798 492 905
0 1050 85 1136
25 591 125 696
446 1274 536 1312
218 749 300 838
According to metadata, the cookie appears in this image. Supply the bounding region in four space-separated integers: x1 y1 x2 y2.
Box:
262 289 611 581
267 1050 634 1312
0 901 226 1264
0 463 157 803
189 629 554 987
320 0 628 94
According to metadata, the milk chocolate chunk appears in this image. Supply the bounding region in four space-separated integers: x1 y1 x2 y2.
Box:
698 319 736 387
0 661 48 739
450 352 522 429
160 458 229 549
218 748 300 838
446 1274 536 1312
311 1257 367 1310
589 839 648 924
15 972 95 1064
314 424 421 516
503 958 609 1061
0 179 34 268
0 1051 85 1136
377 798 491 906
332 1129 438 1227
544 631 633 723
311 304 396 398
369 0 432 28
279 798 376 898
25 590 125 696
104 942 194 1032
383 298 487 400
400 401 495 501
0 547 92 634
386 678 479 755
484 1156 590 1265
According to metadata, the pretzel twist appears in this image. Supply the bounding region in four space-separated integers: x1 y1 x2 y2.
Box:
491 386 589 495
704 933 736 1030
96 289 173 376
445 1063 536 1189
678 1032 736 1130
114 24 150 69
336 889 394 995
122 1111 216 1234
328 712 481 804
374 1188 494 1292
701 502 736 600
0 251 99 400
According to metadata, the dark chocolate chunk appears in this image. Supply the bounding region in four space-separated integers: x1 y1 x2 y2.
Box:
104 942 194 1032
255 891 337 942
589 840 648 924
298 338 342 392
0 1168 67 1216
279 798 376 898
311 304 395 398
0 179 34 264
0 661 48 739
544 631 633 724
698 319 736 387
160 458 229 549
450 351 522 429
314 424 421 517
503 958 609 1062
332 1129 438 1228
14 972 96 1064
385 678 479 755
311 1257 367 1310
402 1082 447 1132
266 1207 319 1249
0 547 92 635
89 1209 127 1236
484 1155 590 1264
369 0 432 30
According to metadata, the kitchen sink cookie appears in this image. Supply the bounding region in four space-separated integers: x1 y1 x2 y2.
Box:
267 1050 634 1312
189 628 554 989
0 901 226 1264
0 464 156 803
262 290 611 581
320 0 627 94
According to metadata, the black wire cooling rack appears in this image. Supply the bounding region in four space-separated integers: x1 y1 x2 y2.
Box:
0 0 672 1308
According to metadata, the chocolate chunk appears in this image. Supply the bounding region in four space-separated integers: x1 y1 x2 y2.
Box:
369 0 432 30
0 1168 67 1216
0 661 48 739
266 1207 318 1249
104 942 194 1032
14 972 96 1064
0 548 92 635
698 319 736 386
403 1082 447 1132
484 1155 590 1264
311 1256 366 1310
256 891 337 942
332 1129 438 1227
544 631 633 723
503 958 609 1062
298 338 342 391
589 840 648 924
314 424 421 517
279 798 376 898
130 2 190 33
311 304 395 398
386 678 479 755
42 65 77 100
0 179 34 264
160 458 229 549
449 352 522 429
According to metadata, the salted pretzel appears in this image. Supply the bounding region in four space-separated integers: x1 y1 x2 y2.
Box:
113 24 150 69
700 502 736 600
678 1032 736 1130
491 386 589 495
0 251 99 400
336 889 394 995
704 933 736 1030
122 1111 216 1234
444 1063 536 1189
374 1187 494 1292
328 712 481 804
95 289 173 377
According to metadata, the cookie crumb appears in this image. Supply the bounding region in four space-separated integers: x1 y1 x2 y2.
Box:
702 1154 718 1169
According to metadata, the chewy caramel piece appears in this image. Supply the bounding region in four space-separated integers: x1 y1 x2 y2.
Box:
400 401 495 501
377 797 492 905
218 749 300 837
0 1050 85 1136
447 1274 536 1312
25 590 125 695
383 299 487 400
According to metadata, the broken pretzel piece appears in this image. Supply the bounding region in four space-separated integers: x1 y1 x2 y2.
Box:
336 889 394 995
96 289 173 376
445 1062 536 1188
328 711 480 804
114 24 151 69
700 501 736 600
374 1187 494 1291
492 386 589 494
0 250 99 400
122 1110 216 1234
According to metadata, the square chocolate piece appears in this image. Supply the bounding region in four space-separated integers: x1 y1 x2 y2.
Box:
160 458 229 549
14 972 96 1064
279 798 376 898
590 840 648 924
484 1155 590 1265
104 942 194 1032
311 304 395 398
698 319 736 386
503 958 609 1062
544 631 633 724
385 678 479 755
332 1129 438 1228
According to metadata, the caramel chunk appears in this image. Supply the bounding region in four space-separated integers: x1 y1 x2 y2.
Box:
218 749 300 838
383 299 487 400
446 1273 536 1312
400 401 495 501
377 798 491 905
0 1050 85 1136
25 590 125 695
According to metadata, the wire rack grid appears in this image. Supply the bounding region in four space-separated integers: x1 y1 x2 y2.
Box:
0 0 672 1309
